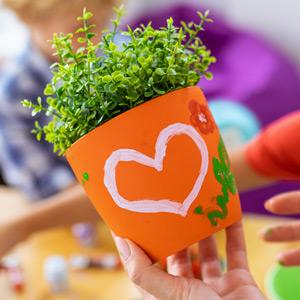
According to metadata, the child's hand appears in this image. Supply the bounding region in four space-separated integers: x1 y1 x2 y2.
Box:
115 222 265 300
261 191 300 266
0 219 28 258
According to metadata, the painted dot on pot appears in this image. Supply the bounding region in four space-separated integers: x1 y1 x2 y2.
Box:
194 206 204 215
82 172 90 185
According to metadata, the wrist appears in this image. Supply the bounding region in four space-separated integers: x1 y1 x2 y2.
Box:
12 214 34 242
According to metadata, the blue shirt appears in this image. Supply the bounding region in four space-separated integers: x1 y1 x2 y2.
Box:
0 44 74 201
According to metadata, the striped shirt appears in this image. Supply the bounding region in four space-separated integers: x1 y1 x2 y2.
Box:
0 43 74 201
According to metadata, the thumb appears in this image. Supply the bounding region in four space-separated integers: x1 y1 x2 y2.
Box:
115 237 183 300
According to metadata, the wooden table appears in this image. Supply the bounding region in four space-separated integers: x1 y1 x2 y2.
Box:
0 186 299 299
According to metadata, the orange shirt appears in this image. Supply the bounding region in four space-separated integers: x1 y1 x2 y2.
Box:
246 111 300 181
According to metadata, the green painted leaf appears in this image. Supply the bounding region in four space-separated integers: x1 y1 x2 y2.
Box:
194 206 204 215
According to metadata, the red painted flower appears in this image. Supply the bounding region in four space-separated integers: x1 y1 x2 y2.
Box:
189 100 215 134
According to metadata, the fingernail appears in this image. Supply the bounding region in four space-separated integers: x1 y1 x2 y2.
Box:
265 228 273 236
278 260 284 266
260 227 273 238
115 237 131 261
265 200 273 211
277 256 285 266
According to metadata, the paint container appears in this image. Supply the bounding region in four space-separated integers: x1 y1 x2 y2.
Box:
44 256 69 294
3 258 24 293
265 264 300 300
69 254 121 270
7 266 24 293
71 223 98 247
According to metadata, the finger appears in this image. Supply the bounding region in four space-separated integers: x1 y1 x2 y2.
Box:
265 191 300 215
167 248 194 278
261 221 300 242
199 236 222 279
226 222 249 271
114 237 181 300
277 249 300 267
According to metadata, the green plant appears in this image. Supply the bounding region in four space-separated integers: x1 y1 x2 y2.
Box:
22 6 216 155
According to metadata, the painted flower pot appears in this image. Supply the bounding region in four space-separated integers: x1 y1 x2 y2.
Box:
66 86 242 261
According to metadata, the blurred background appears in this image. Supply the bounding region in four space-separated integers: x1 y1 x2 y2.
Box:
0 0 300 299
128 0 300 67
2 0 300 66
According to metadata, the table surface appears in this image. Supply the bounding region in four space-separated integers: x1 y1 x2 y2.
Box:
0 186 299 300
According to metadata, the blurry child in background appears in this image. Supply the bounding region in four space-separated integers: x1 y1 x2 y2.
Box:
0 0 119 255
232 111 300 267
0 0 118 200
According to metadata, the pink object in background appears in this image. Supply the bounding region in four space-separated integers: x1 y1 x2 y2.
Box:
7 266 24 293
71 223 98 248
1 257 25 294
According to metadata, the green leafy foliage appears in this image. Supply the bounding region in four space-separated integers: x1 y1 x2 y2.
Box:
22 6 216 155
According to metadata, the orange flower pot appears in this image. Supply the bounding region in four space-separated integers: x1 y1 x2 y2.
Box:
66 86 242 261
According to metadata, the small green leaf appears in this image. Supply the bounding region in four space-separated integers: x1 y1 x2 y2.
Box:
137 56 146 66
109 42 117 51
21 99 32 108
75 28 86 34
127 89 139 101
108 84 117 93
112 71 123 82
131 65 139 73
77 37 86 43
153 86 166 95
167 68 177 76
144 90 153 98
155 68 165 76
102 75 112 83
44 84 54 95
83 11 93 20
204 72 213 80
87 32 96 39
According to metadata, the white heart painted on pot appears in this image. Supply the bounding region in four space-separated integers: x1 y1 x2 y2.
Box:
103 123 209 217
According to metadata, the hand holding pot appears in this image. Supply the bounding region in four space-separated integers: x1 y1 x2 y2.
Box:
115 222 265 300
262 191 300 266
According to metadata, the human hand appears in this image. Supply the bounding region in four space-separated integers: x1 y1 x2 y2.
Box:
115 222 265 300
261 191 300 266
0 218 28 258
